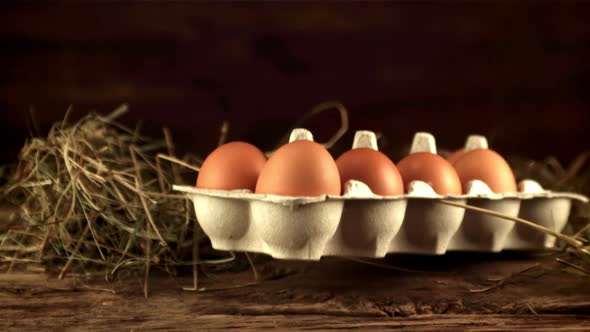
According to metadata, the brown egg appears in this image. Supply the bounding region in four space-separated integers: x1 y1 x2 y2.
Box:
452 149 517 193
196 142 267 191
256 140 340 196
396 152 462 195
446 148 466 164
336 148 403 196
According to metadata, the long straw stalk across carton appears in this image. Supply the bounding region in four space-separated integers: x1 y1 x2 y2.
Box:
438 199 587 251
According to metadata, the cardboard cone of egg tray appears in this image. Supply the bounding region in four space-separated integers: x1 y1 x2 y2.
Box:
174 130 588 260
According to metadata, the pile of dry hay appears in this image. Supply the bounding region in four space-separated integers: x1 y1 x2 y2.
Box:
0 102 589 296
0 104 241 295
0 102 349 295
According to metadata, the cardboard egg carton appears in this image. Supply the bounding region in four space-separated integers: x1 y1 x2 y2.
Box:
173 130 588 260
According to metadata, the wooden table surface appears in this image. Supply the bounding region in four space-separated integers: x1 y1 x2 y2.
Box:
1 252 589 331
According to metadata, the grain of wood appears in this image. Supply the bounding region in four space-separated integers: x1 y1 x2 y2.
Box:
5 314 589 331
1 255 589 330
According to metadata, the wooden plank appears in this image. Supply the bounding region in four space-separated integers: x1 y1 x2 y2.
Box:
4 313 590 331
1 254 589 330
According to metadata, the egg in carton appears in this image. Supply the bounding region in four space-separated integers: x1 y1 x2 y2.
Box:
323 131 409 258
442 134 522 252
174 129 588 260
444 135 585 251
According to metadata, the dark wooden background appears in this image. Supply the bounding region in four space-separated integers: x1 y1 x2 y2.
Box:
1 1 589 164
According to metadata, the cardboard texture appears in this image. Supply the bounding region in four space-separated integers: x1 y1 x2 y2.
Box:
174 130 588 260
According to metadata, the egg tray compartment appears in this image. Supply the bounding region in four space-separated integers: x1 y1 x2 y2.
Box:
173 182 588 260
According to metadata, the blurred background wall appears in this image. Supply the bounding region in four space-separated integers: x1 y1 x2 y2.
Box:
1 1 589 163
